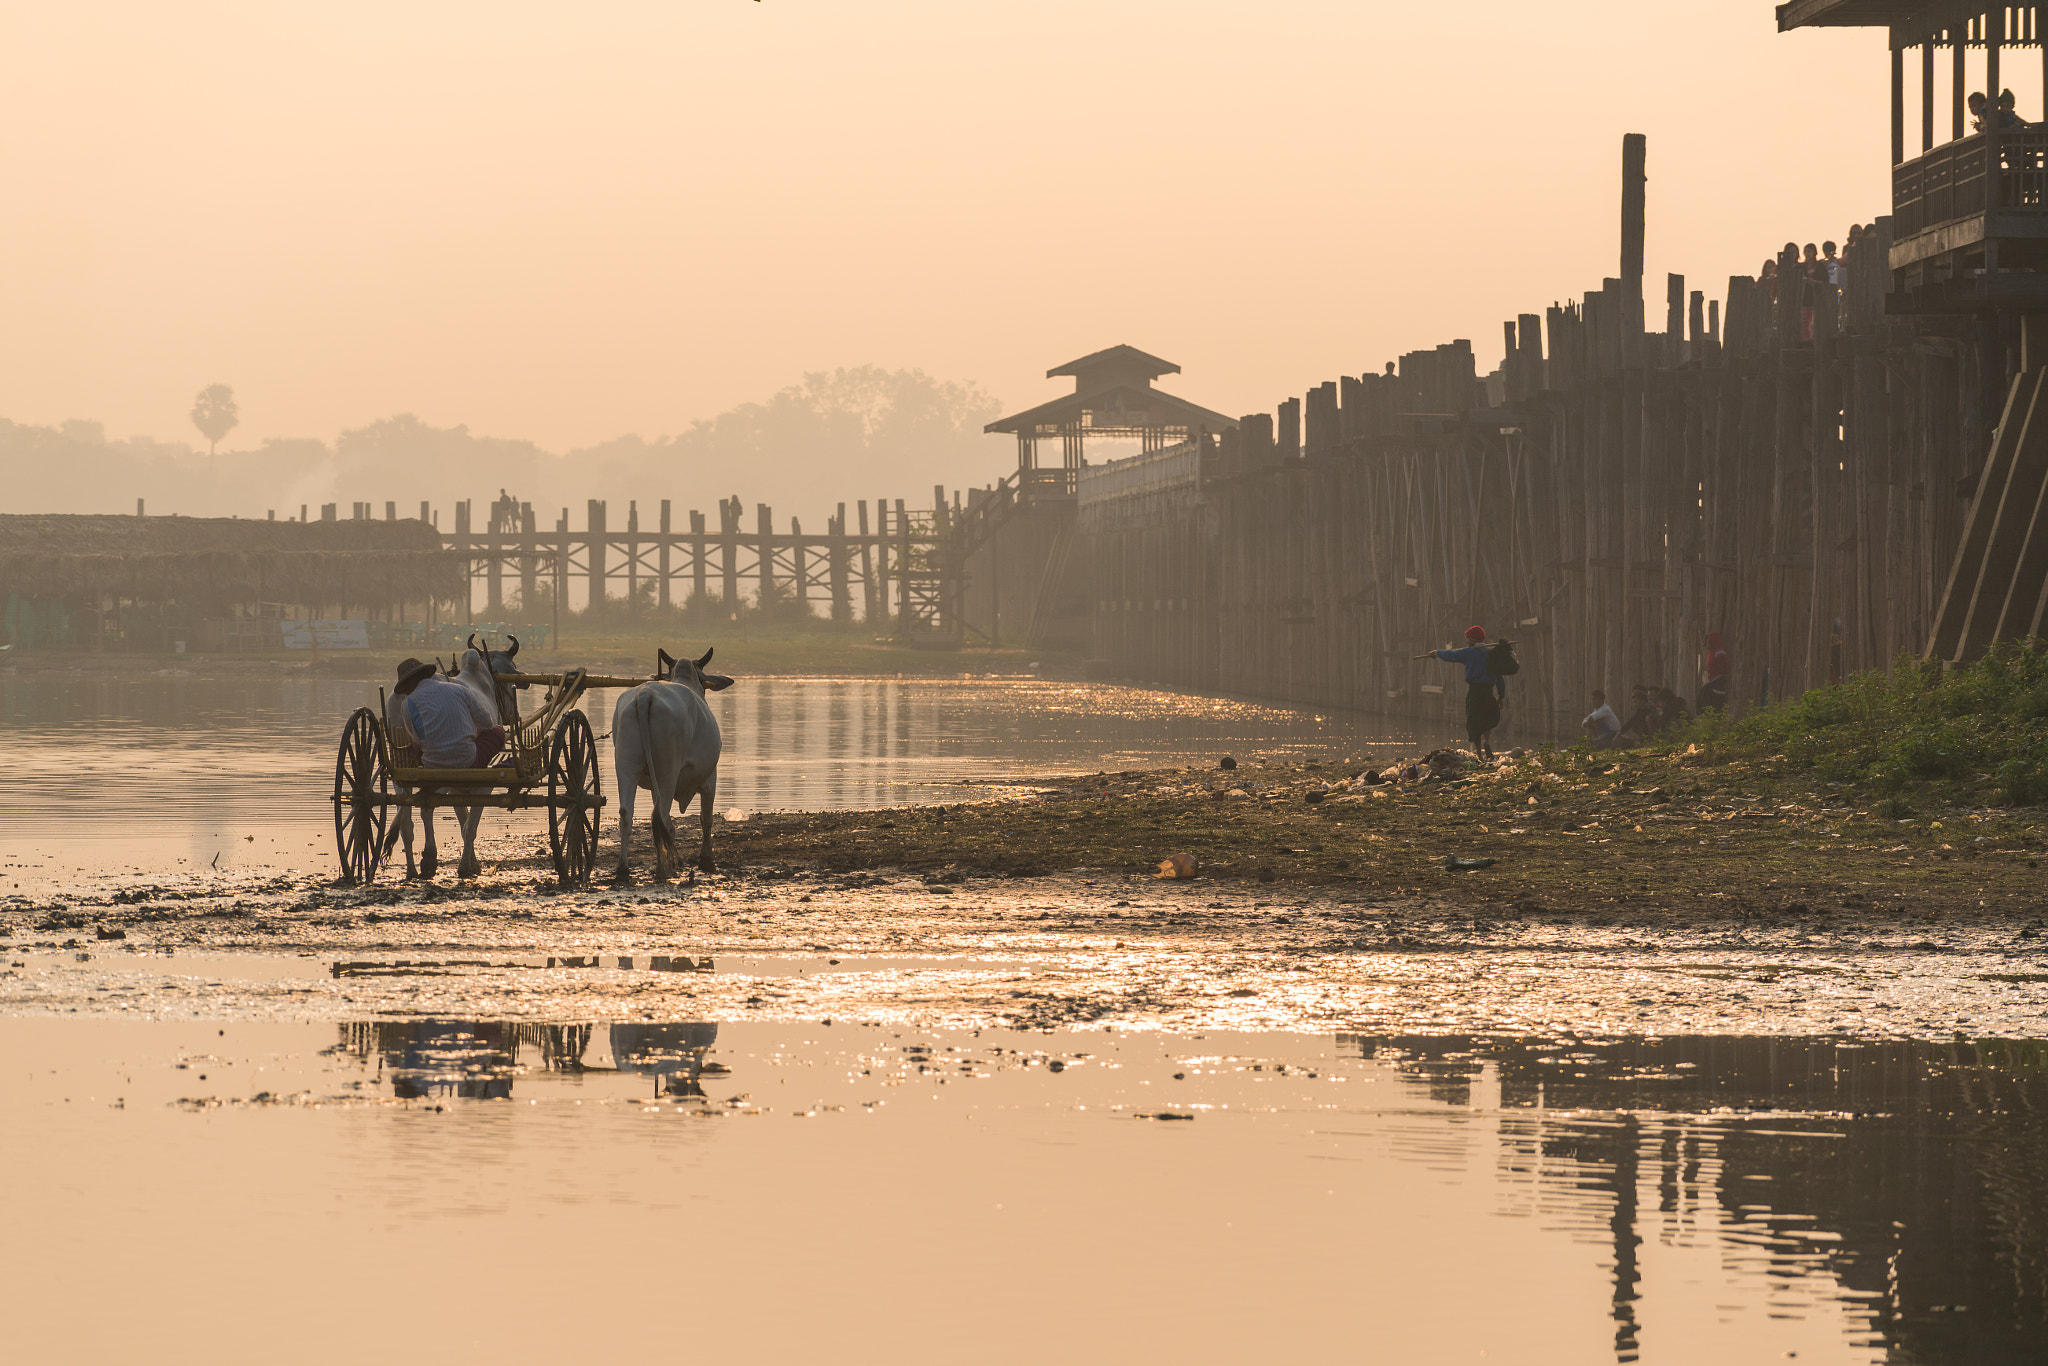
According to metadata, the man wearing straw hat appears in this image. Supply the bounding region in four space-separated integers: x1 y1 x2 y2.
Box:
385 658 505 879
392 657 504 768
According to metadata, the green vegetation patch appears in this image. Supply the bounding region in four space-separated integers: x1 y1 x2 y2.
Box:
1682 640 2048 807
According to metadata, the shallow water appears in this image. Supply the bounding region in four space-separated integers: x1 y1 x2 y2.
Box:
0 673 1406 874
5 1010 2041 1365
7 669 2044 1363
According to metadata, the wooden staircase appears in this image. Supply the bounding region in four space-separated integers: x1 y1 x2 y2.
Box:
1929 336 2048 661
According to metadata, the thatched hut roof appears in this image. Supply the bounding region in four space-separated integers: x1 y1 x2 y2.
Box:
0 514 465 607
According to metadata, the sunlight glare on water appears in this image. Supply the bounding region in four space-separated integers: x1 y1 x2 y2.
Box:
0 673 1412 871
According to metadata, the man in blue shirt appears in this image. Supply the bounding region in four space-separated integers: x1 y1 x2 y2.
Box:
1432 625 1506 760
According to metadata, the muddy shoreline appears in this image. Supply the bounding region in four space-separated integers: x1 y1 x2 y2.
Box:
6 746 2046 1039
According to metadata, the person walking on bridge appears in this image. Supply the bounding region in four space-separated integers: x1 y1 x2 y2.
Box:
1425 625 1510 761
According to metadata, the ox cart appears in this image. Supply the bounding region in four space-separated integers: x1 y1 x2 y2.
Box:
330 667 649 887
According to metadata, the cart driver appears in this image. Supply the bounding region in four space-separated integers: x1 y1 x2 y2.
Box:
392 658 506 768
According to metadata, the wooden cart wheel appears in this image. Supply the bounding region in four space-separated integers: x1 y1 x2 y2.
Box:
547 709 603 888
332 707 390 884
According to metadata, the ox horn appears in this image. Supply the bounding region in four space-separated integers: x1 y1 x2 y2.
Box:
658 648 675 674
467 633 480 654
505 635 519 658
695 647 714 670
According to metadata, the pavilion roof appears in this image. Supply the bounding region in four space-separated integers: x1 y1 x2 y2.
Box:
984 381 1238 436
1046 344 1180 382
1776 1 1968 30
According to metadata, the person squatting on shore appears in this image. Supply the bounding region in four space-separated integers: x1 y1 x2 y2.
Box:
1583 689 1621 749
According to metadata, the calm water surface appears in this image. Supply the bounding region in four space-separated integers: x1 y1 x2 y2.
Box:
3 1011 2041 1365
0 674 1412 872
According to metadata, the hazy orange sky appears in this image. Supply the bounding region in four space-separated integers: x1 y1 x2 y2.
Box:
0 3 1930 456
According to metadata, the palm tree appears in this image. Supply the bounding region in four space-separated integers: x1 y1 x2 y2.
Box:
190 384 240 463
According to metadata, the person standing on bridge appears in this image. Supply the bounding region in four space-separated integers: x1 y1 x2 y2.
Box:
1425 626 1510 761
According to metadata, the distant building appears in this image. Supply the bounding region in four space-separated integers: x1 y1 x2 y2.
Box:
0 513 462 650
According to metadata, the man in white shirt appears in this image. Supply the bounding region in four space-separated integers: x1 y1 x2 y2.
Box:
386 658 505 880
392 657 503 768
1583 689 1621 749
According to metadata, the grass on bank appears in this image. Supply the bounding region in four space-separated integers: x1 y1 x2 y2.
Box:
1674 639 2048 812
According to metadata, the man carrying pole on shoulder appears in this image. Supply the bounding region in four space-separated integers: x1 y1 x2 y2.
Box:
1416 625 1512 761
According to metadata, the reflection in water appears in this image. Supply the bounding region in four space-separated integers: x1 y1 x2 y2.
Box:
329 954 714 978
322 1019 2048 1361
608 1022 721 1098
0 674 1408 866
1344 1034 2048 1364
337 1020 719 1100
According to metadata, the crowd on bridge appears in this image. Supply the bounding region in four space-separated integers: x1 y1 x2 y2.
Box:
1758 229 1876 343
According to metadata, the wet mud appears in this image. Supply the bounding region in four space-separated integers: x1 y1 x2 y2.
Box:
6 805 2044 1038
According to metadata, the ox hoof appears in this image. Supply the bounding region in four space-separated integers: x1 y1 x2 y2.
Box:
417 855 438 879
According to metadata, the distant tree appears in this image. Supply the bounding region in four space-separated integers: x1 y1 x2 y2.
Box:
190 384 240 460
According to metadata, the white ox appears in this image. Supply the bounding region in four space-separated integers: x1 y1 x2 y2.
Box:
611 647 733 881
383 635 526 879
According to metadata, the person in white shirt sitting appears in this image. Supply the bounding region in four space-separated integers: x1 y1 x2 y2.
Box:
385 658 505 879
1583 689 1621 750
393 658 504 768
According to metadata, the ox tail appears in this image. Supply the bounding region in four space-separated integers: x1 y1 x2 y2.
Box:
629 687 670 858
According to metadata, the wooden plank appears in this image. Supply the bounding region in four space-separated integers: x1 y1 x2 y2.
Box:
830 502 851 624
690 509 707 608
1927 368 2044 658
658 500 672 609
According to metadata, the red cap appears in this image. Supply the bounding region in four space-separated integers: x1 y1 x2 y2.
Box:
1464 625 1486 643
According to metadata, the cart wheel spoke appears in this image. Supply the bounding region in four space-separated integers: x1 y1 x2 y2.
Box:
332 708 389 885
547 709 603 889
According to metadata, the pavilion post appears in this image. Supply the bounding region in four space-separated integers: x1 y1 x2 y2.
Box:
1953 34 1966 141
1987 21 2002 216
1890 42 1904 166
1922 40 1934 152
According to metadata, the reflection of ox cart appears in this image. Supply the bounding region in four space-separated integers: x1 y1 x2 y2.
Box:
330 667 648 888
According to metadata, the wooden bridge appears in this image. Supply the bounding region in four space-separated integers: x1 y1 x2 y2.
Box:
1060 130 2017 740
431 492 971 643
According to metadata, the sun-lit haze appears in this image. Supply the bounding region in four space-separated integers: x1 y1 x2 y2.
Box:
0 1 1917 516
